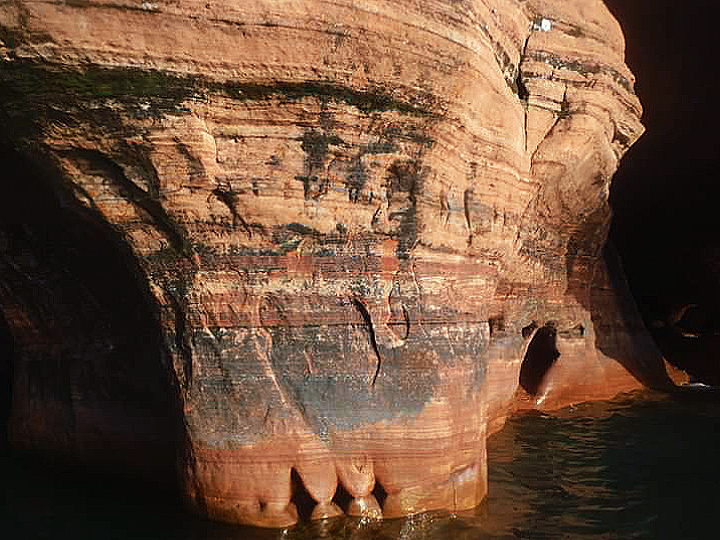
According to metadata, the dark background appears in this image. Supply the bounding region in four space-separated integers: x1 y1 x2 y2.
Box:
601 0 720 381
605 1 720 322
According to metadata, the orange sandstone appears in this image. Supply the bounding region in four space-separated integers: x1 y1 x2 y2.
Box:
0 0 672 527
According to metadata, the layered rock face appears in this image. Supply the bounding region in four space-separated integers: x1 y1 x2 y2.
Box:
1 0 671 527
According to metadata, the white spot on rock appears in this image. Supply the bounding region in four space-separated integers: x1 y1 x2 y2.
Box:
531 17 553 32
141 2 159 11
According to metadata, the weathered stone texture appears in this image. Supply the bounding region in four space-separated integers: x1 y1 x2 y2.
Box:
0 0 672 527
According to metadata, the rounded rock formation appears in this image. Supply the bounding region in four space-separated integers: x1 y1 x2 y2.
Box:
0 0 672 527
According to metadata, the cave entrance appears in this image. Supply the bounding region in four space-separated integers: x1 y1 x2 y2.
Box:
602 1 720 385
0 144 183 488
519 324 560 395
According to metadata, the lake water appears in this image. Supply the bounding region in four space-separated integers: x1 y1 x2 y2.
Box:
5 388 719 539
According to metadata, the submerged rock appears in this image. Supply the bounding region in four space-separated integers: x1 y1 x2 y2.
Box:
0 0 672 527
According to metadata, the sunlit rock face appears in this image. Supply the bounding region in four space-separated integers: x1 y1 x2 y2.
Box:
1 0 670 527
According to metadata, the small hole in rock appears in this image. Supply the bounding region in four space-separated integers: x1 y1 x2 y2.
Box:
519 324 560 395
488 315 505 337
332 482 353 512
372 480 388 508
290 468 316 521
521 321 538 339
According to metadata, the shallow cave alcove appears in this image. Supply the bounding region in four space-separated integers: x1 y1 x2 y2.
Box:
519 324 560 396
603 0 720 385
0 144 183 494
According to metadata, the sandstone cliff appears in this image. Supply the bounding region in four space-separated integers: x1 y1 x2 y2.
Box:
1 0 671 527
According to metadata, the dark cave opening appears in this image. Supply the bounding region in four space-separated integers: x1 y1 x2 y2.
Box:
519 325 560 396
603 0 720 385
0 144 183 494
290 468 317 521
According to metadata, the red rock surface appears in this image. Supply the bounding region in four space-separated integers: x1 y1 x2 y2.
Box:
0 0 674 527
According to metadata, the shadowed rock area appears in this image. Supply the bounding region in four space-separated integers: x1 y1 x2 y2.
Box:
0 0 678 527
605 0 720 389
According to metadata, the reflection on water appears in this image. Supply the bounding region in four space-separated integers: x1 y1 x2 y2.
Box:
5 389 720 539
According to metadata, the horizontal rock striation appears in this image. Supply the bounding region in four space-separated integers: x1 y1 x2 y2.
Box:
1 0 672 527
